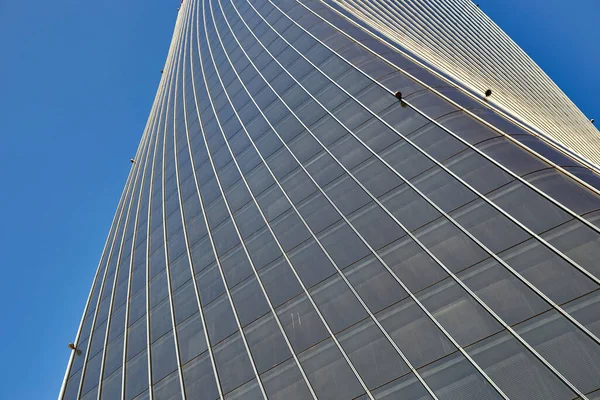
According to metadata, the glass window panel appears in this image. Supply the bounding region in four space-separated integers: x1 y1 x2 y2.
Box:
173 280 198 325
380 183 441 231
150 270 169 308
219 245 254 288
355 82 397 114
412 166 476 213
349 201 406 250
318 220 371 269
151 331 178 383
257 184 291 222
212 219 240 256
377 70 424 96
245 313 292 373
288 238 337 288
354 117 400 154
196 263 225 305
63 370 82 400
420 352 502 400
169 255 191 292
268 147 298 180
408 122 467 162
225 180 252 213
373 372 433 400
154 370 182 400
404 89 458 120
377 298 455 368
416 217 488 273
452 199 531 253
339 319 409 389
564 291 600 338
379 236 448 292
477 137 548 176
353 156 404 197
515 310 600 394
246 227 282 269
128 317 147 360
458 259 550 326
190 237 216 275
344 255 407 313
499 238 598 304
214 333 255 394
468 331 575 400
324 174 371 215
90 322 107 358
231 276 270 326
100 368 122 400
310 115 347 146
262 358 313 400
436 110 499 145
288 131 322 163
297 191 341 234
70 337 89 376
418 279 502 346
299 338 364 400
129 290 146 326
103 336 124 379
542 216 600 281
150 299 173 342
489 180 572 233
380 102 429 136
331 135 371 169
176 313 207 365
126 350 148 400
234 201 264 239
314 82 348 111
109 306 126 343
333 99 372 131
280 167 318 204
81 351 102 395
336 68 372 95
277 293 329 353
183 353 219 400
258 257 303 307
225 379 262 400
305 151 345 187
81 387 97 400
311 274 367 333
271 209 312 251
444 149 513 195
204 294 238 344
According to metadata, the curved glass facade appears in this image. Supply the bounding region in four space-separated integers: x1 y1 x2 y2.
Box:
61 0 600 399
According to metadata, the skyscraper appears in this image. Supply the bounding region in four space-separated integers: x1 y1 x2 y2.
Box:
60 0 600 399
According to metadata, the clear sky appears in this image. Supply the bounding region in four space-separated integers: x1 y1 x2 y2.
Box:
0 0 597 399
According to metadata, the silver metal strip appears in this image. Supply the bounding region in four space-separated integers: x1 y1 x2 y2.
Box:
208 0 437 397
231 0 588 397
278 0 600 346
157 3 194 397
95 61 162 400
74 150 142 400
120 68 170 400
199 1 376 398
58 154 135 400
175 2 225 398
143 18 187 398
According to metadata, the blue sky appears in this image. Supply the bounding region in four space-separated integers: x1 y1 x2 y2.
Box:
0 0 597 399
